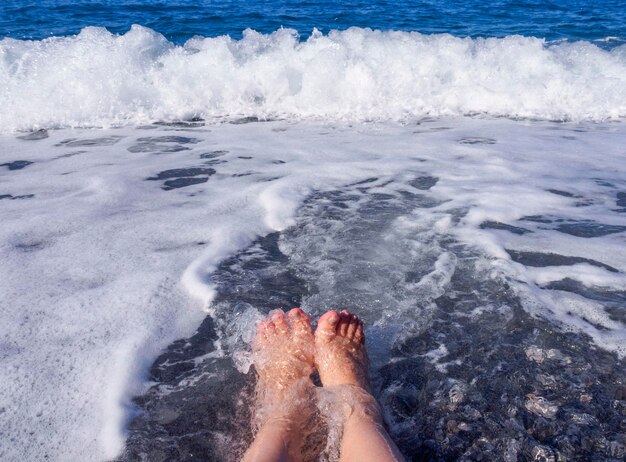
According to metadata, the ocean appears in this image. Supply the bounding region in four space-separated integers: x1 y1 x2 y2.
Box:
0 1 625 461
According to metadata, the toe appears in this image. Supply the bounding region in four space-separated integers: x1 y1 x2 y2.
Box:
316 310 340 340
253 321 268 349
265 320 277 335
338 311 351 337
354 320 365 344
270 309 289 333
347 314 359 339
288 308 312 335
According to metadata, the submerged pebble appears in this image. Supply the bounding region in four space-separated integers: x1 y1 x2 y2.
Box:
525 394 559 419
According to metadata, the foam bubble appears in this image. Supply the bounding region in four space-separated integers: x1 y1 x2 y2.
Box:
1 116 625 461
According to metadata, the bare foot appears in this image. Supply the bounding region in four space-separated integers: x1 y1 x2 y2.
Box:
252 308 315 416
314 311 405 462
314 309 370 391
244 308 318 462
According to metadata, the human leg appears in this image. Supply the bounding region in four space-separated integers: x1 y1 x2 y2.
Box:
243 308 316 462
315 310 404 462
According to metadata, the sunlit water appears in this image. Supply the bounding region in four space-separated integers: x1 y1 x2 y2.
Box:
1 1 626 461
2 0 625 45
1 118 624 461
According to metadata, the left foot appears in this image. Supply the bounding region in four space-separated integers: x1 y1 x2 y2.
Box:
314 309 369 390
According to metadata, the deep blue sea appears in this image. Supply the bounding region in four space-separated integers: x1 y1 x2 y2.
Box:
1 0 626 46
1 2 625 462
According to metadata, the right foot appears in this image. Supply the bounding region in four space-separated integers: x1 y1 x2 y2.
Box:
253 308 315 400
314 309 370 391
252 307 317 430
247 309 318 461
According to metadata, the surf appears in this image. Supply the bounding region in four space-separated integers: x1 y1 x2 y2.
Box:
1 26 626 134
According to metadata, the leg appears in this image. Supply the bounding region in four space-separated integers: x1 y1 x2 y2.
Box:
243 308 316 462
315 310 405 462
241 420 294 462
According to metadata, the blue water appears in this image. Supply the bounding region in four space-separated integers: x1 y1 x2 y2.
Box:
2 1 626 461
1 0 625 47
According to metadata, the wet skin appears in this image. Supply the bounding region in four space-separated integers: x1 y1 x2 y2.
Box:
314 309 369 391
244 308 404 462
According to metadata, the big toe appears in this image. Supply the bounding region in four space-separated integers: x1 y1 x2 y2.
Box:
338 311 352 337
315 310 340 341
254 320 268 345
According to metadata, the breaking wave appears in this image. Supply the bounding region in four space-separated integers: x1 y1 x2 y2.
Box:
1 25 626 132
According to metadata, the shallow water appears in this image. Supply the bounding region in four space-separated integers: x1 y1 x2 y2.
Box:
2 117 624 460
2 2 626 460
121 142 626 461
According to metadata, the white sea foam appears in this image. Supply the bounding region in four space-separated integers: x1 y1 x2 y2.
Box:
1 26 626 133
0 117 625 461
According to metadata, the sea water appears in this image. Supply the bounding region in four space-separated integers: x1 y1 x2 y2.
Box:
0 2 625 461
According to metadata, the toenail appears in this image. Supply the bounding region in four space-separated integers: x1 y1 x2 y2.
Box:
329 315 339 324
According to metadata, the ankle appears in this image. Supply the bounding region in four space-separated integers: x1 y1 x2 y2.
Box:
319 384 384 424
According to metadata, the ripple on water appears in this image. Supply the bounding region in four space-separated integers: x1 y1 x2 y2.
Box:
17 129 49 141
0 193 34 200
146 167 216 190
1 160 33 170
121 177 626 462
506 250 618 272
128 136 200 153
555 222 626 238
54 136 123 147
480 221 533 235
